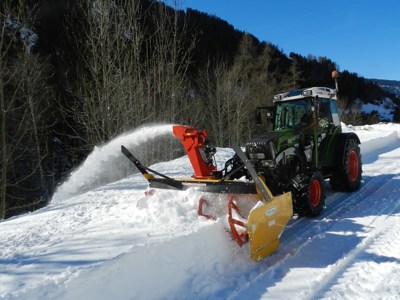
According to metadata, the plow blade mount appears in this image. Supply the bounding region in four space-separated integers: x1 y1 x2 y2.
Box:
231 141 293 262
247 192 292 261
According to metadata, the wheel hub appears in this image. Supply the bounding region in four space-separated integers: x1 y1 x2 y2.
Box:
310 179 321 206
348 151 359 181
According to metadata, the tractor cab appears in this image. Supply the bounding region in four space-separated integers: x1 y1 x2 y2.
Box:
273 87 343 168
272 87 340 133
255 87 342 168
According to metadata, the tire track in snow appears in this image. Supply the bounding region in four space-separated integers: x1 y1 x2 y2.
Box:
271 141 400 264
303 176 400 299
314 217 400 299
285 140 400 233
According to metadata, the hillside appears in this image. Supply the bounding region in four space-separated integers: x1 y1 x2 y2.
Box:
369 79 400 98
1 123 400 299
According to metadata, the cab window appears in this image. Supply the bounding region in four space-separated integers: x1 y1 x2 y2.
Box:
274 98 312 130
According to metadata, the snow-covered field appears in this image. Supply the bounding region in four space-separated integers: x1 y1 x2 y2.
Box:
1 123 400 300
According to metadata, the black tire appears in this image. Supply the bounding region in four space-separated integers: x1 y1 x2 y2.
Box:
292 172 326 217
330 138 362 192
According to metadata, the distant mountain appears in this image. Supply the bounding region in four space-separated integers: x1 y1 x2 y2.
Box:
368 79 400 98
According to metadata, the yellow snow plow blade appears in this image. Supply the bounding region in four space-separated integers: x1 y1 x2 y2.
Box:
230 141 293 261
247 191 293 262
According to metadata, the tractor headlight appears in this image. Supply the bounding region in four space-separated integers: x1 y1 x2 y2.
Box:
262 160 275 168
249 153 266 159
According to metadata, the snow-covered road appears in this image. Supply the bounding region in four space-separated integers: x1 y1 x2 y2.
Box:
1 123 399 300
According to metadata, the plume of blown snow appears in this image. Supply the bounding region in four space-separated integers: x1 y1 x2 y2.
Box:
52 124 175 204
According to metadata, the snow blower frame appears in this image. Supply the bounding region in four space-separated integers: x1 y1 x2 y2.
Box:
122 125 292 262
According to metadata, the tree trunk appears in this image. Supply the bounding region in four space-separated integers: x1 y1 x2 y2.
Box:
0 70 6 219
0 15 6 219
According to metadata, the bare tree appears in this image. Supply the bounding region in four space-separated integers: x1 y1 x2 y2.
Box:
68 0 194 148
144 0 194 124
196 60 230 146
255 43 276 107
225 34 257 144
337 95 364 125
67 0 147 146
0 8 7 218
280 55 303 91
0 3 53 218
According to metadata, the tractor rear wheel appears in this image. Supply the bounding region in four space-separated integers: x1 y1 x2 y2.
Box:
292 172 326 217
330 138 362 192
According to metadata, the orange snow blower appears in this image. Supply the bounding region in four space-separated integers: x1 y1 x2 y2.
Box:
122 125 292 261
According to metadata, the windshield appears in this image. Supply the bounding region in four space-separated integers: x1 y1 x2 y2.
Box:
274 98 312 130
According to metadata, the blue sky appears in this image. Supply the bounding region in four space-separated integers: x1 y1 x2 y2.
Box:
177 0 400 80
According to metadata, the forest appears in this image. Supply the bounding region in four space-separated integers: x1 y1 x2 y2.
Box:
1 0 399 219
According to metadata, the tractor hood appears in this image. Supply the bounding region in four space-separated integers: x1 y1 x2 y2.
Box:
245 130 299 161
245 132 284 161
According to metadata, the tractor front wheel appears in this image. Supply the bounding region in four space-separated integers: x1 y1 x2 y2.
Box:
292 172 326 217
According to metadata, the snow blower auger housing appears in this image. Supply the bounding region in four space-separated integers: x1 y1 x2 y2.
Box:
121 125 293 262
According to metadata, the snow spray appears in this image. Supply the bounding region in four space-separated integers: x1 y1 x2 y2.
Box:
51 124 176 204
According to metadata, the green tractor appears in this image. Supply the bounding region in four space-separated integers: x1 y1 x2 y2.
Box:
225 73 362 217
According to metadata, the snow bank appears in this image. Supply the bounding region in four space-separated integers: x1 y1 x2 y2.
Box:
343 122 400 155
60 220 236 300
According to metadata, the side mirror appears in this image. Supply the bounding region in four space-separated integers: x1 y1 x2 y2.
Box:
256 107 274 127
256 110 262 126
